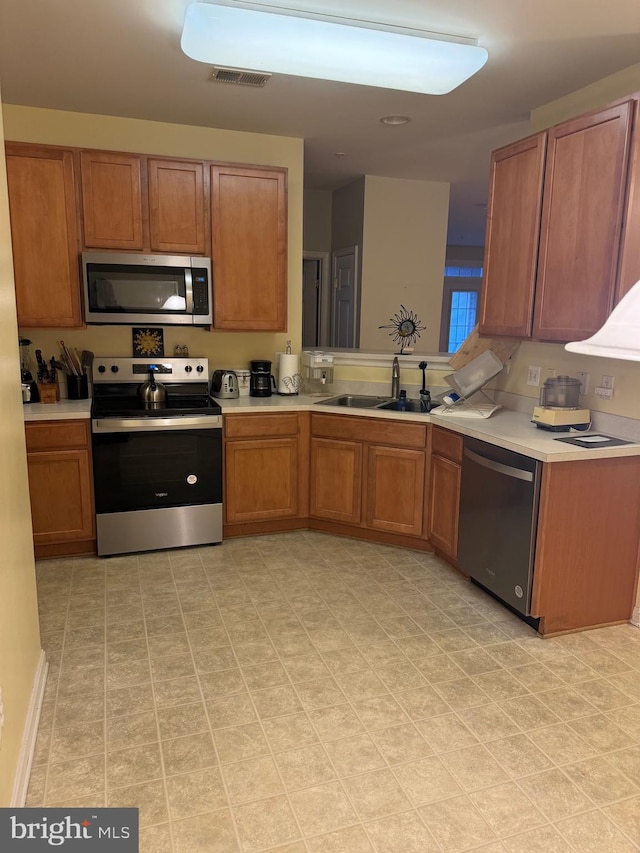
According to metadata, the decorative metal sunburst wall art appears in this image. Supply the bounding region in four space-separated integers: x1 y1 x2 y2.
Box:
379 305 426 353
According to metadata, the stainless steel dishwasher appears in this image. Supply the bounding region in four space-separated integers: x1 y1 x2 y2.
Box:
457 436 542 619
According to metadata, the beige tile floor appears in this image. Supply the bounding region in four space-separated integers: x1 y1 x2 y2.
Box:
26 531 640 852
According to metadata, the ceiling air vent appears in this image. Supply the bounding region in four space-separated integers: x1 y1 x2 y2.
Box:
209 66 271 87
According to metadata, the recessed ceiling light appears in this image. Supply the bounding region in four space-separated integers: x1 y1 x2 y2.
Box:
380 115 411 126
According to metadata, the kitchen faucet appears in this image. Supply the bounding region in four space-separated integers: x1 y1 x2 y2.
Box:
391 356 400 399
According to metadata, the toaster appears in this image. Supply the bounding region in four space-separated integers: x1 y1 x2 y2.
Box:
210 369 239 399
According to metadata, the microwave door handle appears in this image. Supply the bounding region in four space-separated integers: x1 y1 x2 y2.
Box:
184 269 193 314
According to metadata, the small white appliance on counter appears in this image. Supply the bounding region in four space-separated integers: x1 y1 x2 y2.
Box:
302 351 334 394
531 375 591 431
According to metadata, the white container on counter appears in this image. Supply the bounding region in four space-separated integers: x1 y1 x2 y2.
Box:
232 369 251 396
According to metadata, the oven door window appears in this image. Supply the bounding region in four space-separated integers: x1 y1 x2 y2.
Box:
93 429 222 513
86 264 188 315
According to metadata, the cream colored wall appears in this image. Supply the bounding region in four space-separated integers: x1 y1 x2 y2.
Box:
531 62 640 130
360 175 449 352
0 91 42 805
3 104 304 369
303 188 332 253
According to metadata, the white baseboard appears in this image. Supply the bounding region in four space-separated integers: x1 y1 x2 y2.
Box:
631 606 640 628
10 650 48 807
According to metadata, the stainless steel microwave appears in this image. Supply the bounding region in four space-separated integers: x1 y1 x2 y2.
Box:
82 252 213 326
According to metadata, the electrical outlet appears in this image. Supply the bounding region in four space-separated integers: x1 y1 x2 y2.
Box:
527 365 541 387
576 371 589 395
601 375 615 390
595 386 614 399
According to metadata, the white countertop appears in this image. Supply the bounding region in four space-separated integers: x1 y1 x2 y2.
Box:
23 399 92 421
23 393 640 463
220 394 640 462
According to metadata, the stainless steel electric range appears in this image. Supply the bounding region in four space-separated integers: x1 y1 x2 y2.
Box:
91 357 222 556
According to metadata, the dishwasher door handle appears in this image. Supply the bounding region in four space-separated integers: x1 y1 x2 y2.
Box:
464 447 534 482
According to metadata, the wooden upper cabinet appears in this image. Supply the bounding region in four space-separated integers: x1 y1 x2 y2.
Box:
211 164 287 330
479 133 547 338
616 97 640 302
80 150 145 250
5 143 82 328
532 100 633 341
148 158 207 254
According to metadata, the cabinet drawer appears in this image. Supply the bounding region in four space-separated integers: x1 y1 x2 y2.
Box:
431 426 463 462
25 420 89 452
311 414 426 449
224 413 299 439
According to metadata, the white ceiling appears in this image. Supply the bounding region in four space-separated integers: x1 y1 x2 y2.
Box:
1 0 639 244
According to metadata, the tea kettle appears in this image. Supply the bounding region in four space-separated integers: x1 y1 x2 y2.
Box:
139 367 166 408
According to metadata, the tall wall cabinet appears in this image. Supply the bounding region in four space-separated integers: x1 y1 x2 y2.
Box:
5 144 83 328
480 96 639 342
5 142 288 331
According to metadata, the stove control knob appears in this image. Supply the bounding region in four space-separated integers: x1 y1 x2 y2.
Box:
196 365 204 373
110 365 119 373
98 365 106 373
185 365 193 373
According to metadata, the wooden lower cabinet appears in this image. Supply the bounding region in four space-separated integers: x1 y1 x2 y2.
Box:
428 454 461 558
532 456 640 635
365 445 425 536
427 426 463 560
310 437 362 524
25 420 95 558
309 414 429 546
223 413 309 531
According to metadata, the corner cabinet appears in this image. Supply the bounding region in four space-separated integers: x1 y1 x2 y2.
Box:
480 99 635 342
427 426 462 560
223 413 309 533
25 419 95 559
309 414 430 545
5 143 83 328
211 164 288 331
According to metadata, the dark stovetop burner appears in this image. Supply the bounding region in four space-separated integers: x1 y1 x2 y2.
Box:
92 384 221 419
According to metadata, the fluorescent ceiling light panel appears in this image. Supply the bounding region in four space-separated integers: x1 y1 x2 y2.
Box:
181 2 488 94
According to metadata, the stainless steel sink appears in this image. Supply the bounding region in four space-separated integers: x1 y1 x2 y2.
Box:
315 394 390 408
376 399 430 413
314 394 439 413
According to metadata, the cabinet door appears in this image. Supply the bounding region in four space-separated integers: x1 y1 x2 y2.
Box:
5 143 82 327
26 449 94 544
428 454 461 558
479 133 547 337
80 150 145 249
309 437 362 524
225 437 298 522
211 164 287 330
533 101 633 341
365 445 425 536
148 158 207 254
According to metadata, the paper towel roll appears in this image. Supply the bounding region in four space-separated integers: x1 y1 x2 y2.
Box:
276 352 301 395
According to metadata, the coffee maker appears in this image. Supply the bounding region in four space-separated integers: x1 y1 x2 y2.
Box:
19 337 39 403
249 360 276 397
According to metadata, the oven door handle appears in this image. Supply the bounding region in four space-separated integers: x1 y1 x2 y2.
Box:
93 416 222 432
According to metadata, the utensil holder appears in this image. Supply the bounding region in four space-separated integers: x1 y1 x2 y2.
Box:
67 373 89 400
37 383 58 404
